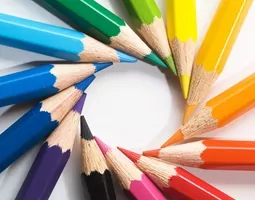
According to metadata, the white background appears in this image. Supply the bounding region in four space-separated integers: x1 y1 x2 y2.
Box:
0 0 254 199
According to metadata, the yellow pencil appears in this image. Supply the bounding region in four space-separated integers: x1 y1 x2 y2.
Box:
167 0 197 99
183 0 252 123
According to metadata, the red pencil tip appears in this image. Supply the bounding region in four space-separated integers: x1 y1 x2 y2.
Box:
143 149 160 158
117 147 141 163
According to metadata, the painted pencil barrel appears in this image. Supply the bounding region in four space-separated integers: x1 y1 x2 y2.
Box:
0 13 136 63
0 78 93 172
16 94 85 200
0 63 111 107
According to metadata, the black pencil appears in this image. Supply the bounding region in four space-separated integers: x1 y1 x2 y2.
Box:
80 116 116 200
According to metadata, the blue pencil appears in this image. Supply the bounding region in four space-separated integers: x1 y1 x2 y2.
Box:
0 62 111 107
16 93 86 200
0 13 136 63
0 76 94 173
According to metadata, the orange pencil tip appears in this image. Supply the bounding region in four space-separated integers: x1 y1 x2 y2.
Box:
182 104 197 124
117 147 141 163
161 129 184 148
143 149 160 158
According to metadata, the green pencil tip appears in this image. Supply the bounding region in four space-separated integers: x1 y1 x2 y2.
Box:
164 56 177 75
144 52 168 68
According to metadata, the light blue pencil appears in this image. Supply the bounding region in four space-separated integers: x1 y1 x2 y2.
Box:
0 13 136 63
0 62 111 107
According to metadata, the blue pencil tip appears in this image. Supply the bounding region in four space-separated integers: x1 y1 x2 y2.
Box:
116 50 137 63
94 62 113 73
73 93 86 114
75 75 95 92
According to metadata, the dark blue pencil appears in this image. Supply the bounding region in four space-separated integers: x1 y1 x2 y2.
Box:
16 93 86 200
0 13 136 63
0 76 94 173
0 62 111 107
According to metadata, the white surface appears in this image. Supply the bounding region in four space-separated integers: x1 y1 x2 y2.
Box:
0 0 254 199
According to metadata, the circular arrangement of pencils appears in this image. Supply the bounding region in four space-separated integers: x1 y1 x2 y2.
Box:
0 0 254 200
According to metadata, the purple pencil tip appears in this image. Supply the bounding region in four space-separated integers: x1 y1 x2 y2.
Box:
73 93 87 114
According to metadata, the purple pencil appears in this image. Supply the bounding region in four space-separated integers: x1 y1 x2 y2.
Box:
16 93 86 200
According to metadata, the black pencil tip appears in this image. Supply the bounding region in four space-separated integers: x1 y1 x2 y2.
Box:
80 116 94 140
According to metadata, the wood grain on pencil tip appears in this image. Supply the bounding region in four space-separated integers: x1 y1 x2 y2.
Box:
145 139 255 170
119 147 234 200
41 0 167 68
95 137 166 200
183 0 253 123
0 13 136 63
167 0 197 98
16 94 86 200
0 77 94 173
121 0 177 74
162 73 255 147
0 63 110 107
80 116 116 200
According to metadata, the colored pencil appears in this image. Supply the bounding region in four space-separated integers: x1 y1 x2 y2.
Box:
41 0 167 68
80 116 116 200
0 13 136 63
183 0 252 123
0 63 111 107
121 0 176 74
119 147 234 200
167 0 197 98
162 73 255 147
0 76 94 173
16 93 86 200
95 137 166 200
144 139 255 170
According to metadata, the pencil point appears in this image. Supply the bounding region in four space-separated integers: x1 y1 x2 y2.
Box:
75 75 95 92
183 104 197 124
164 56 177 75
116 50 137 63
80 115 94 140
94 62 113 73
161 129 184 148
179 75 191 99
143 149 160 158
73 93 86 114
144 52 168 68
117 147 140 163
95 136 111 156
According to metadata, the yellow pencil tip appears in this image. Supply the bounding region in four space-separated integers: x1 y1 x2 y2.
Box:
182 104 197 124
161 129 184 148
179 75 191 99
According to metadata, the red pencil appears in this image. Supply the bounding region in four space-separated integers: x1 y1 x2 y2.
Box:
95 137 166 200
118 147 234 200
144 139 255 170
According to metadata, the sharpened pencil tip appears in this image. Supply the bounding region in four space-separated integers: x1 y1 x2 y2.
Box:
179 75 191 99
73 93 86 114
117 147 140 163
116 50 137 63
164 56 177 75
95 136 111 156
80 115 94 140
144 52 168 68
75 75 95 92
143 149 160 158
161 129 184 148
94 62 113 73
183 104 197 124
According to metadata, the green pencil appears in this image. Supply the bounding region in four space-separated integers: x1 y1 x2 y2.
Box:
121 0 177 74
41 0 168 68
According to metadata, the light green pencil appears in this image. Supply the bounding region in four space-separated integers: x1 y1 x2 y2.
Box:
121 0 177 74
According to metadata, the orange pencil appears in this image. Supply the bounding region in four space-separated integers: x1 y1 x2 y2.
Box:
162 73 255 147
145 139 255 170
183 0 252 123
119 147 234 200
